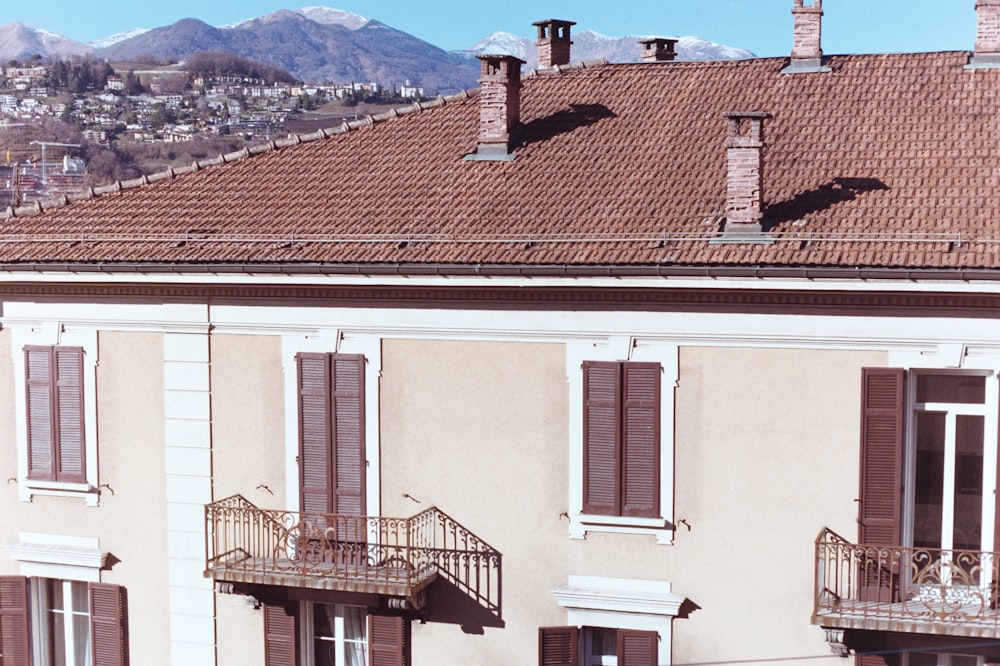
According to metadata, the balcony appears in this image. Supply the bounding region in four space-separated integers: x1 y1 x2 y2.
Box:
205 495 501 616
813 527 1000 639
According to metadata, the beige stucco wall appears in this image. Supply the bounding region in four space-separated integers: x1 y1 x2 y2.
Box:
0 331 170 663
210 333 285 666
382 341 887 665
380 339 569 665
0 328 18 573
669 346 887 665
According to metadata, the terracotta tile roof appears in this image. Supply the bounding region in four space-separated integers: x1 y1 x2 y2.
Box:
3 51 1000 272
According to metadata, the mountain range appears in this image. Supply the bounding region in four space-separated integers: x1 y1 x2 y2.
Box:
0 7 754 94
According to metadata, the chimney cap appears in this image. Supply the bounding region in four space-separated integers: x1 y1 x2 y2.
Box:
640 37 679 62
532 18 577 28
722 111 772 120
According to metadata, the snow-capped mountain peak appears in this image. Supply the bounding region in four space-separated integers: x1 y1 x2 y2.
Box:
89 28 149 49
295 7 369 29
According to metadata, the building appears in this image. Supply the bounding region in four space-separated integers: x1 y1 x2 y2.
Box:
4 2 1000 665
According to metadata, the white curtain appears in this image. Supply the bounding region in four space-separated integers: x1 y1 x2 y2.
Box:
343 606 367 666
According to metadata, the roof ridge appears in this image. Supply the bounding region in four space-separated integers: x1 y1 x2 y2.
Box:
2 88 479 221
524 58 610 79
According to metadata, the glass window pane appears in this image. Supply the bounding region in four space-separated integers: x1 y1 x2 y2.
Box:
916 375 985 404
908 655 941 666
954 415 984 551
51 609 68 666
70 581 89 614
914 412 945 549
73 613 90 664
951 656 979 666
50 578 64 609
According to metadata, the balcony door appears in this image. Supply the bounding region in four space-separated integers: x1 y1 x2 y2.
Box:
906 372 998 590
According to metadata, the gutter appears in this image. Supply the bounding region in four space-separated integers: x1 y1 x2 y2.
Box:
0 262 997 283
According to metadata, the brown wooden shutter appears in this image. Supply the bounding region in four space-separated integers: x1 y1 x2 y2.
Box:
25 346 55 481
54 348 85 483
332 354 365 517
583 362 621 515
622 363 660 518
858 368 904 546
538 626 578 666
299 353 333 514
617 629 657 666
0 576 30 666
298 353 366 518
368 614 408 666
856 655 888 666
263 603 297 666
24 346 85 483
89 583 128 666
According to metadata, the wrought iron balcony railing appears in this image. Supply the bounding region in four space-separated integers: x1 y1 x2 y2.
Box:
205 494 501 617
814 527 1000 637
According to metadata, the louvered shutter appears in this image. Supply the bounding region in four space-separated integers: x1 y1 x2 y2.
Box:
538 626 578 666
0 576 30 666
858 367 904 604
856 655 888 666
25 346 54 481
263 603 297 666
89 583 127 666
299 353 333 515
858 368 904 546
617 629 657 666
622 363 660 518
332 354 365 517
583 362 621 515
368 614 408 666
54 348 85 483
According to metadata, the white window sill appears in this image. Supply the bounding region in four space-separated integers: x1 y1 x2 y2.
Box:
19 480 99 507
569 514 674 545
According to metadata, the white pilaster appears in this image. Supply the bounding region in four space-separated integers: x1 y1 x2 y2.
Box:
163 305 215 665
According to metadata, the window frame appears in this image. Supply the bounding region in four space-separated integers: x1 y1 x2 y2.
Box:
567 341 677 544
11 328 99 505
550 575 682 666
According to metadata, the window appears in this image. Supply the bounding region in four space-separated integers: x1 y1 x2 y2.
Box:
13 331 99 505
906 653 982 666
582 361 660 518
0 576 128 666
24 346 86 483
263 602 409 666
539 627 657 666
550 575 681 666
859 369 999 555
297 353 366 516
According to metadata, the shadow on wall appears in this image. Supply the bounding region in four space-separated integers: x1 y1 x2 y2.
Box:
421 578 505 634
764 176 890 231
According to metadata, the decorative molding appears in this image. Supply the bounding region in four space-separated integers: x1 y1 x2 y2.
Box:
7 282 1000 317
552 575 685 617
822 628 848 657
5 533 107 582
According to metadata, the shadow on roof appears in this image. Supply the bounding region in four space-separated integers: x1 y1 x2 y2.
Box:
764 177 890 231
519 103 617 146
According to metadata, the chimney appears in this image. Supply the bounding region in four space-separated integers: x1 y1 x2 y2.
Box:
473 54 525 159
719 112 773 242
786 0 827 72
534 19 576 68
974 0 1000 66
640 38 679 62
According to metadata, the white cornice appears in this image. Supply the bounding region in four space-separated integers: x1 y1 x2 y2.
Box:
552 575 685 617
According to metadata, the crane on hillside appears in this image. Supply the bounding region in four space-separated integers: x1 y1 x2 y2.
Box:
30 140 80 186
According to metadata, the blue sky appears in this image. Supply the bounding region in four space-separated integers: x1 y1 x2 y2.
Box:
7 1 978 57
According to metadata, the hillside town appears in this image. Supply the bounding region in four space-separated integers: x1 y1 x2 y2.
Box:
0 59 425 208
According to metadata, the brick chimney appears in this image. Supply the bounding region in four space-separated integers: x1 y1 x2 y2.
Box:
974 0 1000 66
474 54 525 158
720 112 772 241
640 38 679 62
534 19 576 68
786 0 825 72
